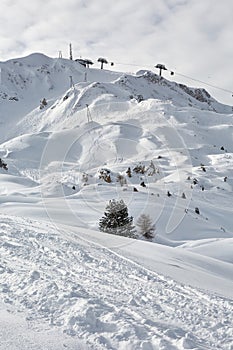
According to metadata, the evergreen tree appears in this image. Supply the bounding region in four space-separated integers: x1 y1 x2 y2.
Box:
126 167 132 178
40 98 47 109
0 158 8 170
137 214 155 239
99 199 137 238
195 207 200 215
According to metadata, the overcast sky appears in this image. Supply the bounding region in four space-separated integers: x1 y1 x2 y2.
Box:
0 0 232 105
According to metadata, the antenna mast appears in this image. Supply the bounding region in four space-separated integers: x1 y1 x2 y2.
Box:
69 43 73 60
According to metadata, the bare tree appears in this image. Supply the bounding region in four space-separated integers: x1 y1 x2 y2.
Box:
147 160 159 176
137 214 155 239
117 174 127 187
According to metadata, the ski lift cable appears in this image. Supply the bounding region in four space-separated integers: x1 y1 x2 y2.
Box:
113 61 233 96
169 70 233 95
114 61 147 68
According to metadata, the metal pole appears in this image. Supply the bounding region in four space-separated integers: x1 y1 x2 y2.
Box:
69 76 74 88
86 104 92 122
69 43 73 60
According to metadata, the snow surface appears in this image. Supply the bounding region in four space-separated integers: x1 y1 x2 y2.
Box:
0 53 233 349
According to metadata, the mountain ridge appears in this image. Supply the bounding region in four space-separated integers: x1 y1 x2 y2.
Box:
0 53 231 123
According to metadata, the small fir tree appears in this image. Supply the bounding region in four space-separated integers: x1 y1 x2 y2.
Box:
0 158 8 170
99 199 137 238
40 98 48 109
195 207 200 215
126 167 132 178
137 214 155 239
82 172 89 185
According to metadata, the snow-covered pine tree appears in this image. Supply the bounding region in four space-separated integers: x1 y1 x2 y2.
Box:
137 214 155 239
99 199 137 238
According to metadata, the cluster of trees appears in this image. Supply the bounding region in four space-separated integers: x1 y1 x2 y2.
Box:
99 199 155 240
96 161 159 187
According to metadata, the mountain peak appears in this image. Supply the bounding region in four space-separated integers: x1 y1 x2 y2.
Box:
0 53 232 142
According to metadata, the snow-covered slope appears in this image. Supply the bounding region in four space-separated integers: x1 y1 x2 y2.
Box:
0 53 232 349
0 215 232 350
0 53 231 141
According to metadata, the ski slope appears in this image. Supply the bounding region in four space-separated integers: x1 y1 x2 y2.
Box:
0 53 233 349
0 215 232 350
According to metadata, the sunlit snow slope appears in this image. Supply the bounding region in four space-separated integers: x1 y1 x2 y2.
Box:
0 53 232 350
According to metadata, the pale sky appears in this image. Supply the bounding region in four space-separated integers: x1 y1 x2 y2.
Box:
0 0 232 105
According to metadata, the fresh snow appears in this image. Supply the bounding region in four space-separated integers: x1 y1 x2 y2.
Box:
0 53 233 349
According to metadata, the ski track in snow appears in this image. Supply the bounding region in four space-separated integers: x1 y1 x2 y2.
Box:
0 215 232 350
1 54 233 350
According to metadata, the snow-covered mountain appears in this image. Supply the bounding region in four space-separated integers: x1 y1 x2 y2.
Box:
0 53 232 350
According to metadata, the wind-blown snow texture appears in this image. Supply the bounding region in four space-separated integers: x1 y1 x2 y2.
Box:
0 53 233 349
